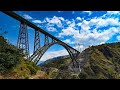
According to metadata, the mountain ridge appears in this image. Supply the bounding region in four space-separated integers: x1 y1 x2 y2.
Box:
41 42 120 79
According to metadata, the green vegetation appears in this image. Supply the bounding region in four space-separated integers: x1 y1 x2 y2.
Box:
0 36 49 79
41 42 120 79
79 42 120 79
1 35 120 79
41 58 80 79
0 36 23 74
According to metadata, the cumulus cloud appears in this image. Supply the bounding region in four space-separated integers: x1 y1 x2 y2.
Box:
46 16 61 24
102 11 120 18
45 16 64 28
81 20 90 30
63 39 75 44
74 27 120 48
107 11 120 15
74 44 85 52
32 20 42 24
82 11 92 16
24 11 120 54
57 12 120 50
23 14 33 19
41 12 120 51
76 17 82 21
77 23 82 26
46 26 57 32
90 18 120 29
58 26 79 38
31 16 65 32
79 17 120 30
116 36 120 41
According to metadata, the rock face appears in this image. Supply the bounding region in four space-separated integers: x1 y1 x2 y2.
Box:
79 42 120 79
40 57 80 79
40 42 120 79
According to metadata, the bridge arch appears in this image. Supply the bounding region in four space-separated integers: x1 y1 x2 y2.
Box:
2 11 81 72
37 42 69 63
31 41 80 68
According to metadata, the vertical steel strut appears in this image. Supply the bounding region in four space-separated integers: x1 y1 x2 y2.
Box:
34 30 40 52
17 22 29 59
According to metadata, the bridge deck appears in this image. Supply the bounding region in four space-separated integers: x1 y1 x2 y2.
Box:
2 11 79 53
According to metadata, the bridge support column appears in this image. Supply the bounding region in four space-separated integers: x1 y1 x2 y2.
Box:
67 48 81 72
44 35 49 45
34 30 40 52
17 22 29 59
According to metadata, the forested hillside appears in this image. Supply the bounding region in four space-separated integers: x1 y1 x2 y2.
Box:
0 36 49 79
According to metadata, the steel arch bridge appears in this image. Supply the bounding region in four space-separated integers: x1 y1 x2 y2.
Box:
2 11 80 69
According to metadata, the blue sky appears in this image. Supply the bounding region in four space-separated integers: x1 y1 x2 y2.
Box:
1 11 120 62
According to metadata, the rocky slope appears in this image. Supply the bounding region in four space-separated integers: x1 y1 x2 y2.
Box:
79 42 120 79
1 35 120 79
41 42 120 79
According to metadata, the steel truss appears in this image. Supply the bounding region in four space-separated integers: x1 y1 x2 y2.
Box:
17 22 29 59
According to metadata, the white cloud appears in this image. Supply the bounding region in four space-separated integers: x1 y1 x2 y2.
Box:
102 11 120 18
77 23 82 26
24 12 120 54
57 13 120 50
45 16 64 28
81 17 120 30
32 20 42 24
116 36 120 41
59 17 64 21
40 49 68 61
58 26 79 38
107 11 120 15
58 19 77 37
99 42 105 45
46 16 61 24
96 18 120 28
63 39 75 44
74 27 120 48
23 14 33 19
76 17 82 21
83 11 92 16
74 44 85 52
81 20 90 30
66 20 71 25
46 26 57 32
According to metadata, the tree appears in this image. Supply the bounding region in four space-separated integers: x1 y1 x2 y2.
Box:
0 36 23 74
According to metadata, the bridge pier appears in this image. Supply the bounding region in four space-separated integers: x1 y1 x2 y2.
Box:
2 11 81 72
17 22 30 59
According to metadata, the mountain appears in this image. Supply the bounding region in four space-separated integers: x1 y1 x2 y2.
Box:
40 57 80 79
40 42 120 79
40 54 81 79
1 35 120 79
38 55 69 66
79 42 120 79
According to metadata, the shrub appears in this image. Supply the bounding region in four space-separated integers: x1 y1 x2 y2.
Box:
0 36 23 74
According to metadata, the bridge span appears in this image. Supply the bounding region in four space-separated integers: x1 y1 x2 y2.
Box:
2 11 80 69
